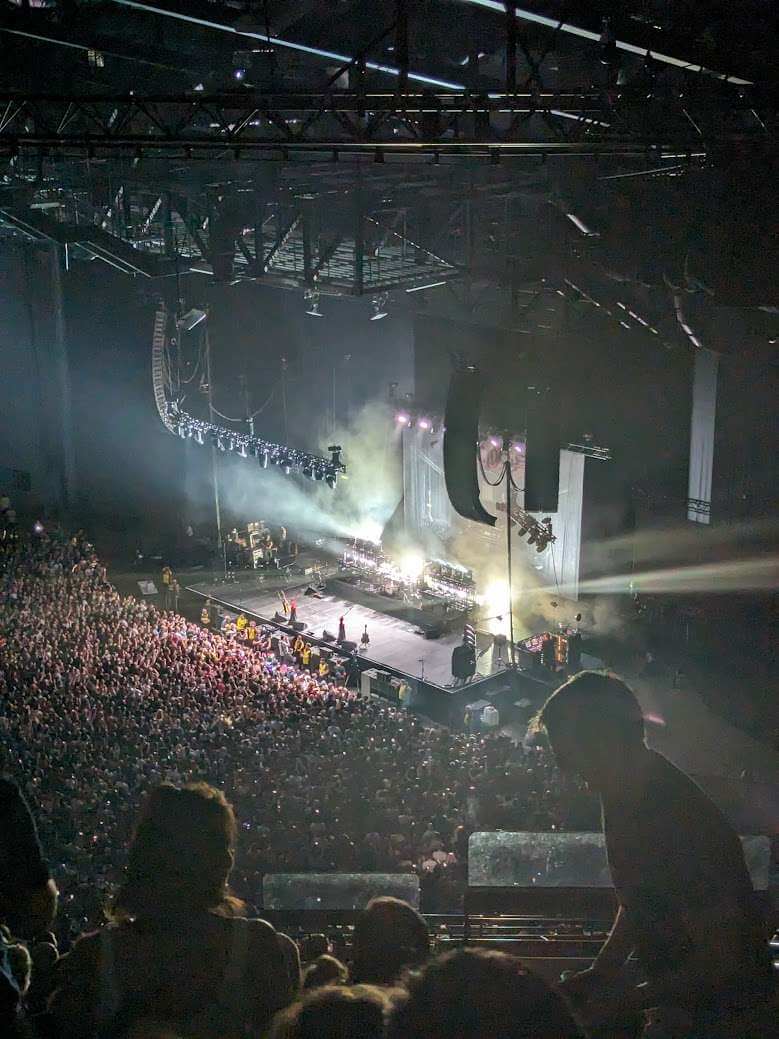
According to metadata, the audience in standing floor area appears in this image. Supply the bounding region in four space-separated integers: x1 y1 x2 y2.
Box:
1 530 594 939
1 529 776 1038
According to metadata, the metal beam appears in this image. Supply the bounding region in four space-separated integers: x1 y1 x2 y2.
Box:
0 90 758 158
459 0 754 86
110 0 465 91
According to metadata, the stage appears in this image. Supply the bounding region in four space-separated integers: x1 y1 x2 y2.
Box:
187 569 507 688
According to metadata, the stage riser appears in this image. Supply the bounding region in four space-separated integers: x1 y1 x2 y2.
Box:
326 577 469 636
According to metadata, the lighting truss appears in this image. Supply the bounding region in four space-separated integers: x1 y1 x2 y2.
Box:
0 90 756 160
166 403 345 483
495 500 556 552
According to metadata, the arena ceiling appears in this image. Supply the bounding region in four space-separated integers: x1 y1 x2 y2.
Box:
0 1 776 351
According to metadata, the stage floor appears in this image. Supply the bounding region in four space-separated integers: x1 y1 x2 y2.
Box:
188 572 511 688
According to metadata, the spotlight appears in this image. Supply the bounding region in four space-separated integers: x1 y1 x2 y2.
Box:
395 412 410 425
177 308 207 332
238 443 248 458
234 67 247 80
325 473 337 489
261 451 270 468
535 540 547 553
314 469 325 482
418 418 431 431
328 444 342 467
370 294 389 321
195 429 204 445
302 465 314 479
489 437 500 448
512 443 524 453
304 288 323 317
399 551 424 582
216 436 227 451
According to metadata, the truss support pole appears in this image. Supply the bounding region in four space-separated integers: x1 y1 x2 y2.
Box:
204 322 222 545
396 0 409 93
505 1 517 93
687 347 718 524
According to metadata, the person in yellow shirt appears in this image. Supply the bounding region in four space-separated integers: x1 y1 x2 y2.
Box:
247 620 258 645
201 603 211 627
301 643 312 669
319 658 330 680
236 613 248 634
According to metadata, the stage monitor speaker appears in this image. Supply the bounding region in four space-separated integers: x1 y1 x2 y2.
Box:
524 385 560 513
341 640 357 653
443 367 496 527
273 612 287 624
291 620 306 632
322 630 336 642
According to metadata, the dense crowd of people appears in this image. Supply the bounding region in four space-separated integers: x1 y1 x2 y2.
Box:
0 530 594 939
1 528 775 1038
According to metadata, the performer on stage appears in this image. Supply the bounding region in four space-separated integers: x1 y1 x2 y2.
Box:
289 598 298 624
337 616 346 643
360 625 370 653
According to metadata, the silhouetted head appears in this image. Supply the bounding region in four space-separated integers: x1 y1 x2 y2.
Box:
112 783 237 920
351 898 429 985
535 671 646 791
302 955 349 991
269 984 393 1039
386 948 580 1039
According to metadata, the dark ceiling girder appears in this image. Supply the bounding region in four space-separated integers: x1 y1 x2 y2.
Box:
0 90 761 159
458 0 754 86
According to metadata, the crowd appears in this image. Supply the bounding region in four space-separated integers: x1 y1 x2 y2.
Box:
0 530 594 938
1 530 775 1038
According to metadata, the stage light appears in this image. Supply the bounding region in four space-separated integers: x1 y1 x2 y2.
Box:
238 443 248 458
489 436 500 448
565 212 599 237
483 580 511 636
216 436 227 451
512 443 524 453
326 474 337 489
302 465 314 479
177 307 207 331
194 429 204 445
399 550 424 582
354 519 383 544
395 412 410 425
261 451 270 468
314 469 325 481
304 288 323 317
418 418 431 431
405 280 447 294
370 295 389 321
328 444 342 466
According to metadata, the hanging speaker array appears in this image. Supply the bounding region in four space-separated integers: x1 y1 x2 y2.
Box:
443 366 496 527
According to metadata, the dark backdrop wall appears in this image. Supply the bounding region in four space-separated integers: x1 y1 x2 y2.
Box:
0 241 74 519
412 306 693 578
63 263 182 549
